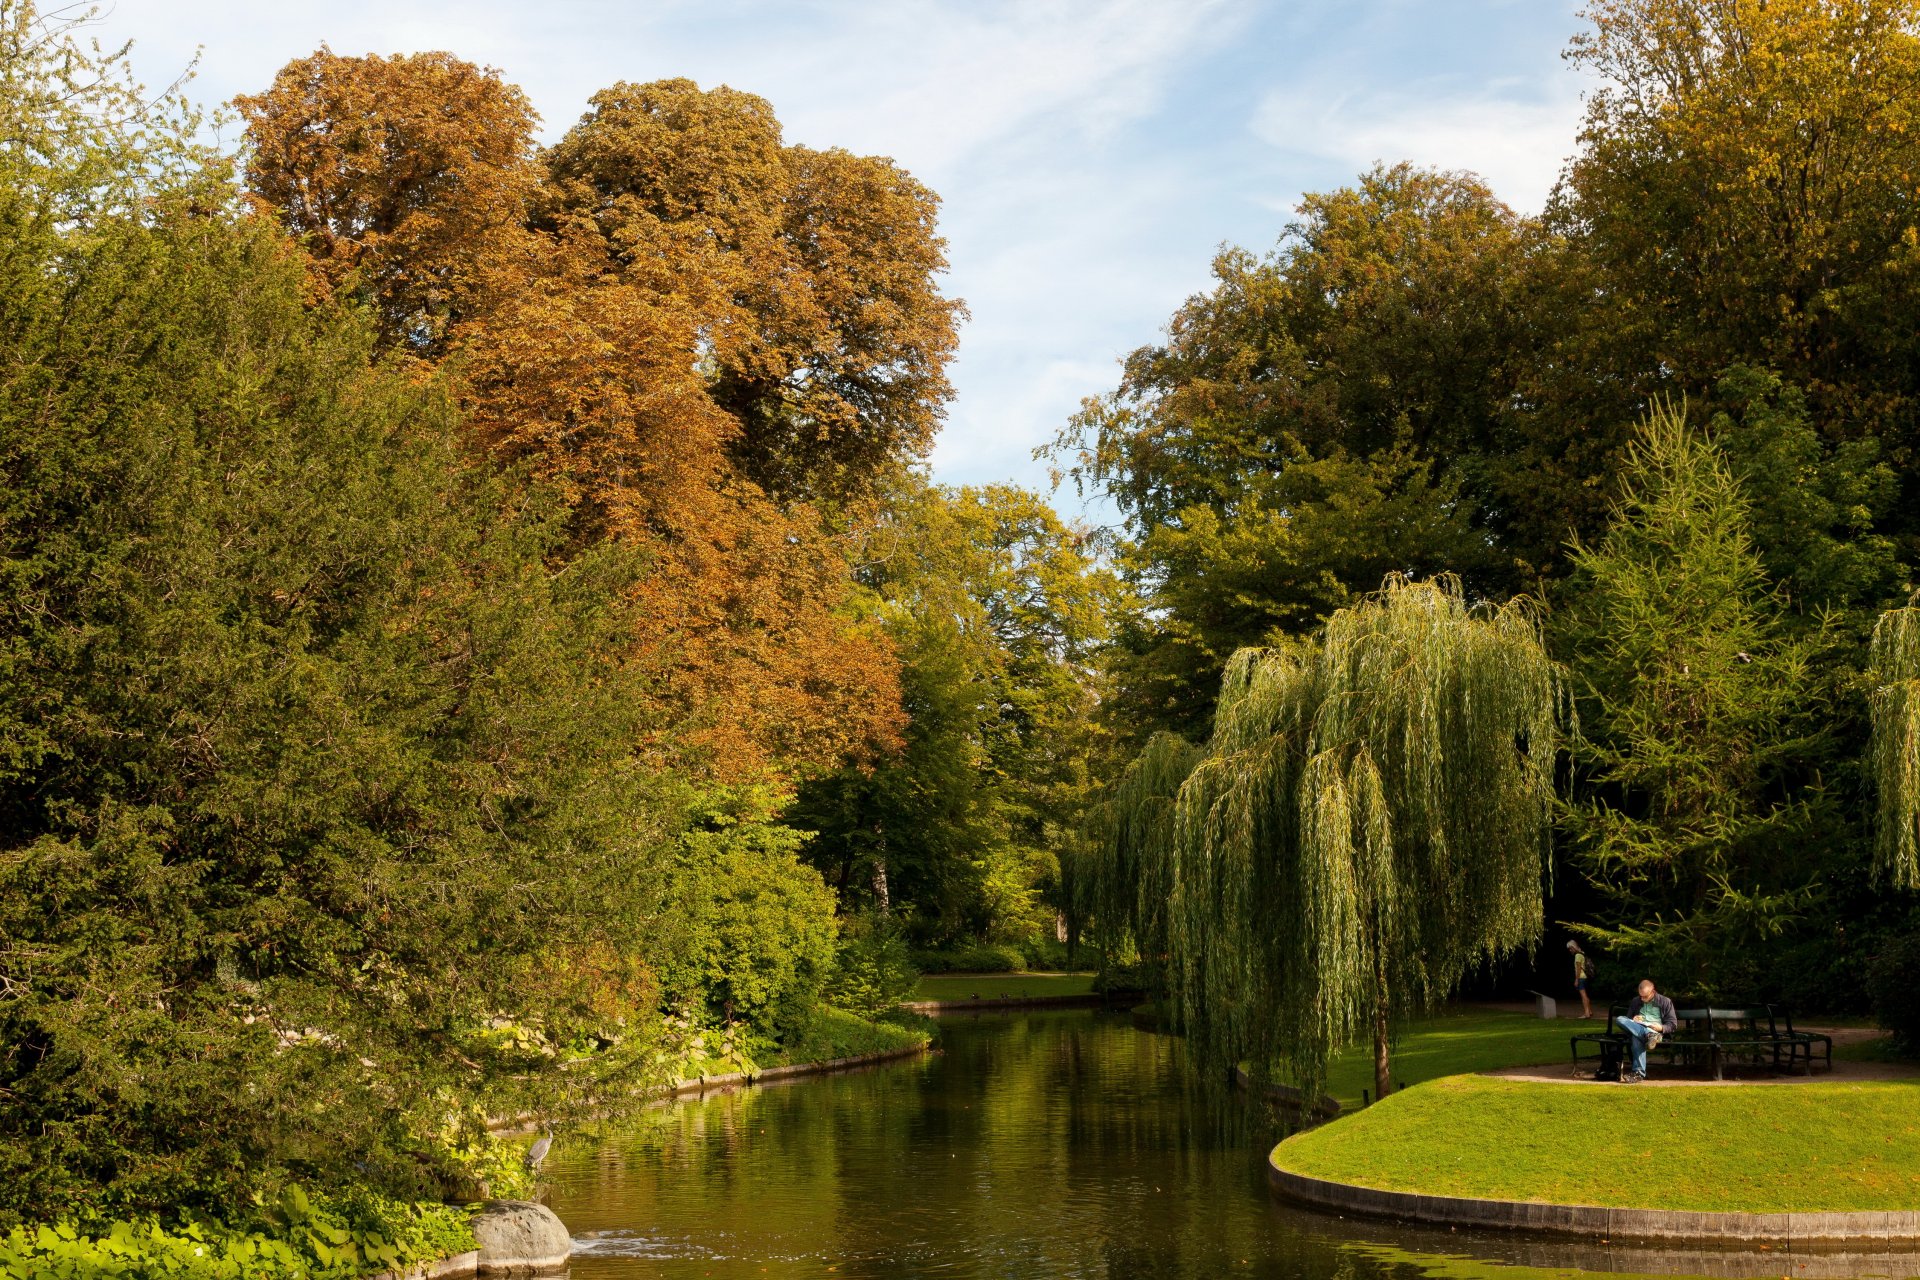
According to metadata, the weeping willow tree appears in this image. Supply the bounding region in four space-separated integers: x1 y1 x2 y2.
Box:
1075 732 1204 982
1869 600 1920 891
1115 576 1565 1102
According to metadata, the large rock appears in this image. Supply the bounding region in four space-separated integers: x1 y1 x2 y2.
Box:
474 1200 572 1276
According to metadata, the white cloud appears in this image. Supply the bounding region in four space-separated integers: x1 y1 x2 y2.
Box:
1251 74 1589 213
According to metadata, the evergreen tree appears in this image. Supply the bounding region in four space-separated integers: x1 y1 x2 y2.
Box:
1561 403 1835 993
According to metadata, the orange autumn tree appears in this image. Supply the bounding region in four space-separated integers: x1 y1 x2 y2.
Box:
236 49 542 355
239 53 964 779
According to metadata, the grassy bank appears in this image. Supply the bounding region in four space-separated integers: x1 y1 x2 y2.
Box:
1274 1073 1920 1211
772 1006 933 1065
911 972 1097 1002
1302 1007 1573 1109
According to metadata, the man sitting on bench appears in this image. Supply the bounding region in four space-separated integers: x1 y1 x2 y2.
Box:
1615 979 1678 1083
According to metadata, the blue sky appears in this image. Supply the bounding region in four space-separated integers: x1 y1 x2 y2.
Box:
104 0 1591 525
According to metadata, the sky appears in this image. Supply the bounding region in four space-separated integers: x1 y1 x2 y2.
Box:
98 0 1593 526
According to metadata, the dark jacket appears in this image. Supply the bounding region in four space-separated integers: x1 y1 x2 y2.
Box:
1626 992 1678 1034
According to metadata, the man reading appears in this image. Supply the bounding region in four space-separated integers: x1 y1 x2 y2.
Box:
1614 979 1677 1083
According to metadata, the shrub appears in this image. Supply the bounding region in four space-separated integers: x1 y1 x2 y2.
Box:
1867 930 1920 1053
911 943 1024 974
1018 935 1073 972
826 914 919 1018
776 1006 932 1065
0 1188 472 1280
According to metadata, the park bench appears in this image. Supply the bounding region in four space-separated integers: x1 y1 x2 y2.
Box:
1570 1004 1832 1080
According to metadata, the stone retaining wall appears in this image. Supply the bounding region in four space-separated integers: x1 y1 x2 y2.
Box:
1267 1157 1920 1243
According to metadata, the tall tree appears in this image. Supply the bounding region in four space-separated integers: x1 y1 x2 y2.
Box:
543 78 965 508
0 168 688 1222
1560 403 1835 992
1867 600 1920 890
1051 166 1559 742
235 49 541 355
240 55 971 782
1107 578 1563 1101
1560 0 1920 503
792 482 1118 942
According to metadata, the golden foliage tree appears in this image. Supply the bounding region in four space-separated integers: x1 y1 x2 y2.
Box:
1563 0 1920 454
235 50 542 354
545 78 965 506
238 55 963 780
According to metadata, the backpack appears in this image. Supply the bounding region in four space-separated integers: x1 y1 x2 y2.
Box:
1592 1039 1622 1082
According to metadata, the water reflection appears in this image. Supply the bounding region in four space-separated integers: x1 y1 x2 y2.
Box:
544 1009 1920 1280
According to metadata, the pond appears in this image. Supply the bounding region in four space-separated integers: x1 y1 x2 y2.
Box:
545 1008 1920 1280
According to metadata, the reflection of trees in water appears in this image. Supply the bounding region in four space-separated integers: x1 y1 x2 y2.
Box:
550 1012 1903 1280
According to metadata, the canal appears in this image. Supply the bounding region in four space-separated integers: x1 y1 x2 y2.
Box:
545 1008 1919 1279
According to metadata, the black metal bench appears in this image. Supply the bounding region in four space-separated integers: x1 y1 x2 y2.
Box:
1570 1003 1833 1079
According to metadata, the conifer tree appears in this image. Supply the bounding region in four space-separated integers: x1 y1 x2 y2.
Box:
1561 403 1832 992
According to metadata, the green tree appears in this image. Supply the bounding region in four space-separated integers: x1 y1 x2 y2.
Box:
1560 403 1835 993
1072 732 1202 983
662 787 839 1053
1096 578 1564 1101
1560 0 1920 515
792 482 1116 943
1051 166 1556 742
0 13 691 1218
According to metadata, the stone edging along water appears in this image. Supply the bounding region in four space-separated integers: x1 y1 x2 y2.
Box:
1266 1155 1920 1244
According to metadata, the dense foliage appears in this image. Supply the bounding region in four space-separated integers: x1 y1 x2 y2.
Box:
791 481 1117 945
17 0 1920 1250
0 1187 474 1280
1080 580 1563 1098
1560 404 1837 993
0 0 1101 1244
0 76 682 1223
1061 0 1920 1025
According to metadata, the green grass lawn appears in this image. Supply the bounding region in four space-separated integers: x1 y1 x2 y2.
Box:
911 972 1096 1002
1274 1073 1920 1211
1304 1007 1577 1109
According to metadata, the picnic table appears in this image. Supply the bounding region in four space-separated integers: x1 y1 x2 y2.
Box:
1570 1004 1833 1079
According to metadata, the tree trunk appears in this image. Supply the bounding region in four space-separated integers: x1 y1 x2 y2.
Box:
871 858 891 916
1373 998 1391 1101
1372 944 1392 1102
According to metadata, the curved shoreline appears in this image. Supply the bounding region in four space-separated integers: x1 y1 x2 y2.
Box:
663 1040 933 1097
1266 1153 1920 1243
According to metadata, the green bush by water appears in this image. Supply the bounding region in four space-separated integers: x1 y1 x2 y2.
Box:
772 1006 932 1066
0 1187 473 1280
826 915 921 1017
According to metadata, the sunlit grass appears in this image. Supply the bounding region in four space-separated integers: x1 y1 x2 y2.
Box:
1309 1007 1576 1108
1275 1073 1920 1211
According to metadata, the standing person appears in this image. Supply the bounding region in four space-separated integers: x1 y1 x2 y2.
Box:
1613 979 1678 1082
1566 940 1593 1019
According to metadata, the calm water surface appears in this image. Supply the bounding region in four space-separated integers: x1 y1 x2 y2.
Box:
545 1009 1919 1280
